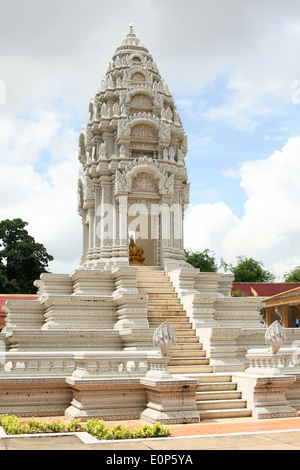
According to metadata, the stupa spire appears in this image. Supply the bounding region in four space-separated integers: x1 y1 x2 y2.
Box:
128 23 134 36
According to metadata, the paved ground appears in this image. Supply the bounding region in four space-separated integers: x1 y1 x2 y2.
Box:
1 416 300 451
1 430 300 451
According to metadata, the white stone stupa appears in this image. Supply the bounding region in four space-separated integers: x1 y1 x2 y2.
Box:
77 23 189 270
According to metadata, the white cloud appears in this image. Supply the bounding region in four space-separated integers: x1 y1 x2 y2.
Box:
203 74 278 131
184 202 239 255
0 111 82 273
222 168 241 179
223 137 300 259
0 111 63 166
185 136 300 279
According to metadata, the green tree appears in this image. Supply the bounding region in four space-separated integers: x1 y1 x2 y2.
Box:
284 266 300 282
0 218 54 293
231 289 246 297
184 249 218 272
229 255 275 283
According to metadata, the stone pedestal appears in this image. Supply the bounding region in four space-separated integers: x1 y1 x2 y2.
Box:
64 351 199 424
0 377 72 417
0 352 75 417
233 373 297 420
65 377 146 421
140 377 200 424
232 347 300 419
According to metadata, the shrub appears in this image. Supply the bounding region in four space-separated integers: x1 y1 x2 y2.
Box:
65 419 83 432
82 419 111 440
110 423 132 440
84 420 172 440
0 414 22 435
0 415 172 439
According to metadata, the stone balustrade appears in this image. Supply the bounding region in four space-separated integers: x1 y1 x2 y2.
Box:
246 348 300 376
70 351 170 379
2 352 76 376
0 350 170 379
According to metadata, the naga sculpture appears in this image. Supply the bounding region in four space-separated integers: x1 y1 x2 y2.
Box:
153 321 177 357
265 320 286 354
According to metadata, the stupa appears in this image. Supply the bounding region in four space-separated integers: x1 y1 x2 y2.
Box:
77 23 189 270
1 26 293 424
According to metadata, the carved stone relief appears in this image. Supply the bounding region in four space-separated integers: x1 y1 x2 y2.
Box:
131 72 145 82
131 124 157 140
131 94 153 108
131 172 158 193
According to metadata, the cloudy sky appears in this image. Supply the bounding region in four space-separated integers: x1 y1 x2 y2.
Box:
1 0 300 279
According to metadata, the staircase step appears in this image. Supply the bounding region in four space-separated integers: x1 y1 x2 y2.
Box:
200 409 252 420
196 391 241 401
148 293 178 299
197 399 248 411
137 270 169 273
175 336 199 343
169 358 210 366
197 382 237 391
169 350 206 358
148 310 187 317
166 329 196 336
139 287 176 293
168 365 213 374
149 321 193 329
173 343 203 350
138 281 173 285
148 315 193 324
137 274 170 280
185 374 233 383
148 303 184 310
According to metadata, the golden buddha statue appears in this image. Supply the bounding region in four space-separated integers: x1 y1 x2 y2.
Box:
129 235 146 265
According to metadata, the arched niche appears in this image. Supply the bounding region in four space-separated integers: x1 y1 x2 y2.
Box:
130 93 153 109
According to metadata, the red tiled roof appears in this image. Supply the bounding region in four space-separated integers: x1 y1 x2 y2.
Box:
232 283 300 298
263 286 300 303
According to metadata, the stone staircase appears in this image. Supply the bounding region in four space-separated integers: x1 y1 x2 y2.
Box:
137 266 252 420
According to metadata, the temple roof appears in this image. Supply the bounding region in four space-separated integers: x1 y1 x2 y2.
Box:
232 282 300 298
263 286 300 307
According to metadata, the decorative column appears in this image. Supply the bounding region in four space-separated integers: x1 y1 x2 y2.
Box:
80 218 89 265
150 205 160 266
265 308 272 327
98 176 114 260
86 208 95 260
283 306 289 328
160 202 171 260
117 195 129 263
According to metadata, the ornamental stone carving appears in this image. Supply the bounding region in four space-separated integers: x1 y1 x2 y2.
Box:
114 156 174 197
153 322 177 357
265 320 286 354
132 172 158 193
